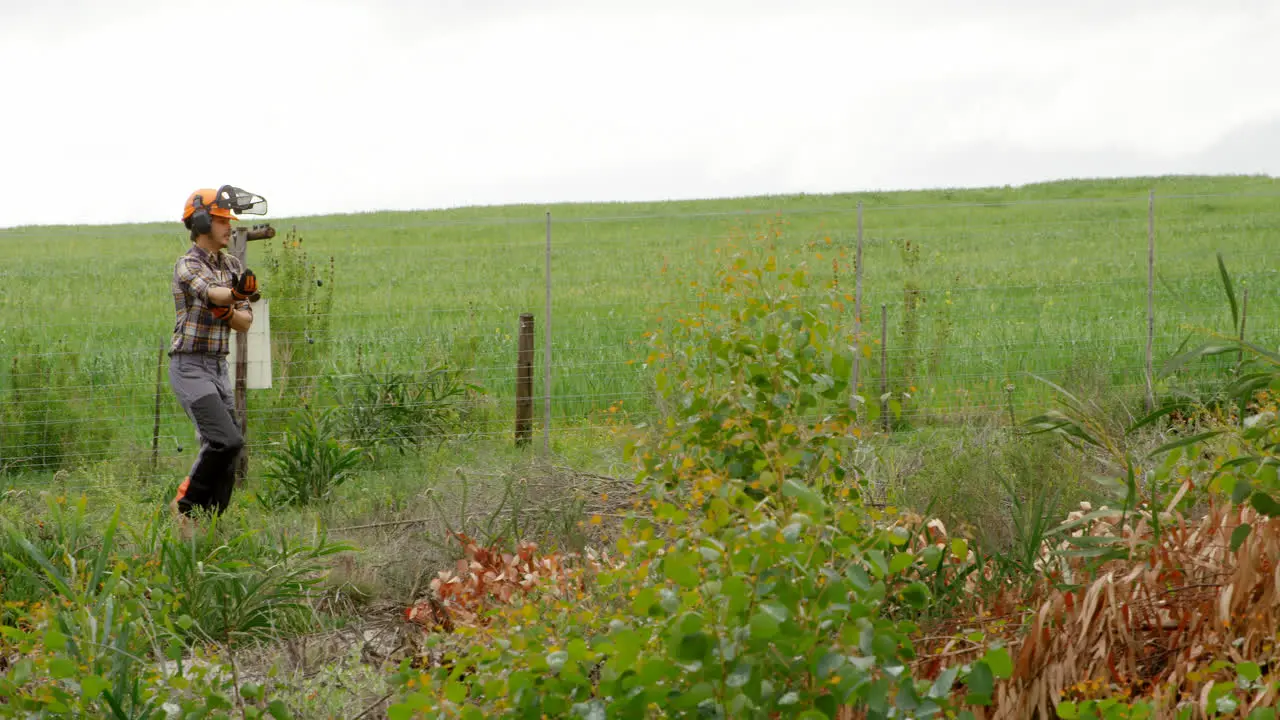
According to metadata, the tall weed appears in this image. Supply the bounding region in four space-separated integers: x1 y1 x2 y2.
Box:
334 365 474 459
260 228 335 402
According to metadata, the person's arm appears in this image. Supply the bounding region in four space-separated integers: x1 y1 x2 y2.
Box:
208 286 236 306
229 303 253 332
213 260 255 331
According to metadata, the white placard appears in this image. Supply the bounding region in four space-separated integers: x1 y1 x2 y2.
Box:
228 299 272 389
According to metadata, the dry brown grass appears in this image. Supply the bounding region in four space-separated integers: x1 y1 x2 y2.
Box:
902 487 1280 718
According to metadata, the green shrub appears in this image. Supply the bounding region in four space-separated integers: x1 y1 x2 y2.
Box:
383 237 1007 718
894 427 1093 559
0 501 343 718
129 511 351 644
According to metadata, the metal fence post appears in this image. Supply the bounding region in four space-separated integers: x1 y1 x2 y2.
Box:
544 211 553 455
1145 190 1156 413
881 303 889 433
851 201 864 412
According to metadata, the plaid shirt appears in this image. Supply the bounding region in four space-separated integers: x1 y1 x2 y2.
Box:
170 245 251 356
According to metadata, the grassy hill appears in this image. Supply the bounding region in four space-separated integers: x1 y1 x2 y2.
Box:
2 174 1278 471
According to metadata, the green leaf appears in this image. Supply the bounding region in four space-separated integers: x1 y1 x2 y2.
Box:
80 674 110 700
677 632 710 662
547 650 569 672
1250 491 1280 517
1146 431 1224 459
631 587 658 615
1231 524 1253 552
663 551 701 588
889 552 914 574
847 565 872 592
783 478 826 512
726 661 752 688
1233 476 1255 506
966 661 994 705
43 629 67 651
1161 342 1240 378
871 632 898 660
929 666 960 698
759 601 789 623
508 670 535 693
722 576 749 614
675 682 715 709
386 706 415 720
567 637 590 661
1218 251 1239 332
1022 410 1101 448
89 506 120 594
1057 701 1080 719
866 550 888 579
815 650 844 678
1126 401 1195 433
1248 708 1277 720
1237 661 1262 683
749 611 780 639
445 681 467 703
984 647 1014 679
900 582 931 609
572 701 606 720
49 658 76 679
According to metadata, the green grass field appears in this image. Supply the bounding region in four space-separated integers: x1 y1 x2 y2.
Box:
3 174 1279 475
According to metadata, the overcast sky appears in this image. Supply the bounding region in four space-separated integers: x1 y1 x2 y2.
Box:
1 0 1277 228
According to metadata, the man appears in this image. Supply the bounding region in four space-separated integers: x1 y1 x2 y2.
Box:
169 185 267 520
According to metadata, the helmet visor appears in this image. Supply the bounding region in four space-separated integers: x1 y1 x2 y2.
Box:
214 185 268 216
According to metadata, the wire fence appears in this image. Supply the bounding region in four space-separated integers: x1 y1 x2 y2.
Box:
2 188 1278 488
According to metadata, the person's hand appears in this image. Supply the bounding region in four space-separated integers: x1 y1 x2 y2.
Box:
232 269 258 301
210 305 234 322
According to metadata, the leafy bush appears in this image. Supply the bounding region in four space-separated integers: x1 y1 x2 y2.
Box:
0 500 347 718
895 426 1094 566
383 238 997 718
258 406 363 508
130 511 351 644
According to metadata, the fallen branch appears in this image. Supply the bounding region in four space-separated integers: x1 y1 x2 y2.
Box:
351 691 395 720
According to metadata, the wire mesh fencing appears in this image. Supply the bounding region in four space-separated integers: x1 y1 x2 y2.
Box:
2 188 1278 490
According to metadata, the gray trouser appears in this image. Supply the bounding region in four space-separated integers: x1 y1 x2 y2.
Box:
169 353 243 515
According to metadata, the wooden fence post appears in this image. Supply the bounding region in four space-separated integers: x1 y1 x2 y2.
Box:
516 313 535 446
228 223 274 486
229 228 250 485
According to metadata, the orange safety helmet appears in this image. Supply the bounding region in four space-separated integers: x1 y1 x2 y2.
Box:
182 185 268 234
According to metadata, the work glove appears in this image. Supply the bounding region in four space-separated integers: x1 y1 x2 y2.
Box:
231 269 258 301
210 305 234 322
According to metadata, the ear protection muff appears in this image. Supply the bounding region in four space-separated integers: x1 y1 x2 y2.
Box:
188 193 213 236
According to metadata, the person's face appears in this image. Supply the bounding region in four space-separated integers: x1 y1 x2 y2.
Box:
210 216 232 248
